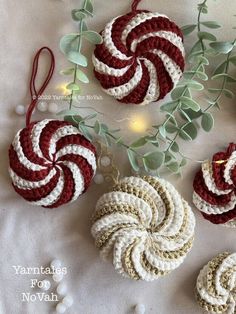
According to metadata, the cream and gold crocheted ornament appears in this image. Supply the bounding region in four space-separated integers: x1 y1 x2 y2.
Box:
91 176 195 281
196 252 236 314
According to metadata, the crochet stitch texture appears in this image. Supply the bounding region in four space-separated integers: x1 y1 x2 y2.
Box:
9 119 97 208
93 10 185 105
91 176 195 281
193 143 236 226
196 252 236 314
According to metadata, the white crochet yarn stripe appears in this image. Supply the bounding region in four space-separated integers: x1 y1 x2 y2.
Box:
12 130 46 171
92 54 132 77
30 168 65 206
196 253 236 312
103 15 132 61
151 49 183 85
224 219 236 228
193 191 236 215
92 176 195 281
130 31 185 56
202 161 232 196
141 58 159 105
55 144 97 172
197 264 229 307
224 151 236 185
105 59 143 99
121 12 168 44
60 161 85 202
48 125 81 159
9 167 57 190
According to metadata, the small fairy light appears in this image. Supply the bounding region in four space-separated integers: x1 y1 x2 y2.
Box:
129 115 148 133
57 83 70 96
215 160 225 164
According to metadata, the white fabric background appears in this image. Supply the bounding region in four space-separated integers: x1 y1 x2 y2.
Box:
0 0 236 313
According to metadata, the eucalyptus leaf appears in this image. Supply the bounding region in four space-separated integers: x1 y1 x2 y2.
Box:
83 0 93 15
94 120 101 134
130 137 147 148
60 34 79 55
201 21 221 29
201 113 214 132
187 80 204 90
66 82 80 91
71 9 87 21
229 55 236 66
165 124 178 134
160 101 178 112
60 68 75 75
181 24 197 36
76 69 89 83
180 96 200 112
198 32 217 41
127 149 139 172
180 122 198 141
159 126 166 138
170 141 179 153
180 158 187 167
143 151 165 170
79 123 93 141
223 89 235 98
82 31 103 44
171 86 186 100
57 109 78 116
213 61 227 75
167 162 179 173
210 41 234 54
67 51 88 67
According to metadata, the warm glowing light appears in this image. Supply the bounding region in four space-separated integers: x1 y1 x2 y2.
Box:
57 83 70 95
215 160 225 164
129 115 148 133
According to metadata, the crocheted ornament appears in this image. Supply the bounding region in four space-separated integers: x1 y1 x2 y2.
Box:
196 252 236 314
92 0 185 105
91 176 195 281
8 48 97 208
193 143 236 227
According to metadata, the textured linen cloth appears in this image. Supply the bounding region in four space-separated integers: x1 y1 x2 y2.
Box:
0 0 236 313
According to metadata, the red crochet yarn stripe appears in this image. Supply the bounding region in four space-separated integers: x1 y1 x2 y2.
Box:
93 8 185 105
193 143 236 225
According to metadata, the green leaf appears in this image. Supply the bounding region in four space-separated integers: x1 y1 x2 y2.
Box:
171 86 187 100
198 56 209 65
143 151 165 170
201 113 214 132
183 71 208 81
164 151 174 164
159 126 166 138
223 89 235 98
127 149 139 172
213 61 227 75
170 141 179 153
83 0 93 15
229 55 236 66
180 122 198 141
79 123 93 141
130 137 147 148
188 40 203 60
66 82 80 91
198 32 217 41
57 109 78 116
145 136 159 144
71 9 87 21
60 68 75 75
76 69 89 83
165 124 178 134
60 34 79 55
94 120 101 134
181 24 197 36
201 21 221 29
180 158 187 167
212 73 236 83
181 108 202 120
160 101 178 112
187 80 204 90
180 96 200 112
166 162 179 173
67 51 88 67
82 31 103 44
210 41 234 54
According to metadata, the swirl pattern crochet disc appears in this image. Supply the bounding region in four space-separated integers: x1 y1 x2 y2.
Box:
196 252 236 314
193 143 236 226
9 119 97 208
91 176 195 281
93 10 185 105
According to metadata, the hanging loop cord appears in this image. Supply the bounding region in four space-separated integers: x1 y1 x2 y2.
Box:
25 47 55 126
131 0 142 12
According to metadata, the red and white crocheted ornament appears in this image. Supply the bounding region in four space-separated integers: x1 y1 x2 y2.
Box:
8 47 97 208
193 143 236 226
93 0 185 105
